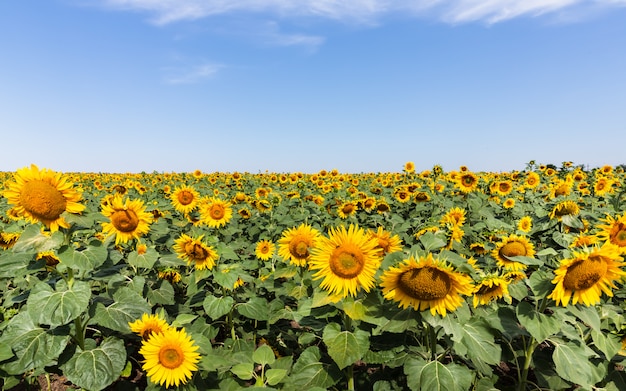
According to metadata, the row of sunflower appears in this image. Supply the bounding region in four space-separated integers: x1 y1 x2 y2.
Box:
1 162 626 390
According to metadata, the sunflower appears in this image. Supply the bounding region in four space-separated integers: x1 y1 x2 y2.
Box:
101 195 152 245
255 239 276 261
158 268 182 283
440 207 466 227
173 234 219 270
309 224 382 298
548 243 626 306
491 234 535 271
368 226 403 256
594 177 614 197
549 200 580 221
491 180 513 196
455 172 479 193
139 327 200 388
0 232 19 250
472 275 512 307
596 213 626 253
404 161 416 174
129 313 171 341
571 233 598 248
277 223 321 267
170 186 200 214
2 164 85 232
502 198 515 209
380 253 474 317
199 197 233 228
517 216 533 233
337 201 358 219
524 172 541 189
37 251 60 268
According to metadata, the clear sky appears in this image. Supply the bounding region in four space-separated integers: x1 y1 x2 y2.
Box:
2 1 626 174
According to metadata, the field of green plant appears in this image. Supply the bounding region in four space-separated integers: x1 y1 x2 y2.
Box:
1 161 626 391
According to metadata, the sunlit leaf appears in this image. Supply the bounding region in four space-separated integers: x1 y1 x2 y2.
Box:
61 337 126 391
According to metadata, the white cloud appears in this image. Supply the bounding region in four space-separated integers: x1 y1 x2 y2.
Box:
162 62 223 84
99 0 626 24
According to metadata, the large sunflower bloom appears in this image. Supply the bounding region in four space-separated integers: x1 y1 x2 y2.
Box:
173 234 219 270
549 200 580 221
3 164 85 232
309 224 382 298
548 243 626 306
455 172 479 193
380 253 474 317
277 223 320 267
101 195 152 245
139 327 201 388
170 186 200 214
255 239 276 261
129 313 171 341
596 213 626 254
199 197 233 228
491 234 536 271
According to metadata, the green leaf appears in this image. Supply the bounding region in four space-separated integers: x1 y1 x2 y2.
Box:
61 337 126 391
341 298 366 321
404 357 473 391
203 295 234 320
455 318 501 365
0 342 15 362
526 269 555 298
231 362 254 380
253 344 276 366
27 280 91 327
265 368 287 386
372 307 419 335
12 225 64 253
90 287 151 333
566 305 601 332
237 297 270 321
127 246 159 269
591 329 622 360
57 241 108 272
147 280 175 305
0 312 70 375
419 232 447 252
0 252 44 279
323 323 369 370
516 301 560 342
171 313 198 328
286 346 340 389
552 339 598 387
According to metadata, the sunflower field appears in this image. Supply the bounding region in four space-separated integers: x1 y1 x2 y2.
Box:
1 161 626 391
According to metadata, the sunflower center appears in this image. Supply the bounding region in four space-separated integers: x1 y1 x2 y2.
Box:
289 237 310 259
186 243 208 261
499 242 527 258
462 176 475 185
563 257 608 290
111 209 140 233
610 225 626 247
210 205 225 219
476 283 500 296
158 345 184 369
329 247 365 279
398 266 451 300
141 328 157 340
19 180 67 221
177 191 195 205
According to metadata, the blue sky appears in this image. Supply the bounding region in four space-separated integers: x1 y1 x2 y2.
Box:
2 1 626 174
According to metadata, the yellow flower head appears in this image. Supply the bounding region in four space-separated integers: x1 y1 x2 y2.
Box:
129 313 171 341
101 195 152 245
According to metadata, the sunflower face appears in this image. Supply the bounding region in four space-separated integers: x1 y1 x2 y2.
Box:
597 214 626 253
199 198 233 228
171 186 199 214
492 235 535 271
129 313 171 341
3 164 85 231
309 224 382 298
101 195 152 244
472 276 511 307
139 328 200 388
368 227 402 256
548 244 626 306
255 240 276 261
456 172 479 193
549 200 580 220
173 234 218 270
278 223 320 267
380 254 473 317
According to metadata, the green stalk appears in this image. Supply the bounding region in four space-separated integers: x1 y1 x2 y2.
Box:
345 364 355 391
518 336 538 391
73 316 86 350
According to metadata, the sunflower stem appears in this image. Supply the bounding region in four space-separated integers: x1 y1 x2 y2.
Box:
428 324 438 361
518 336 538 391
73 315 86 350
346 364 355 391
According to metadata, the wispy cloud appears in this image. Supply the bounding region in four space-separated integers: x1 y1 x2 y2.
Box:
162 62 223 84
99 0 626 25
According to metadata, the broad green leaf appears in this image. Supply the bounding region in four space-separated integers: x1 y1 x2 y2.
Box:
455 318 501 365
0 252 43 279
90 287 151 333
516 301 560 342
203 295 235 320
61 337 126 391
231 362 254 380
372 307 419 335
0 312 70 375
27 280 91 327
404 357 472 391
566 305 601 332
12 225 64 253
57 241 108 272
214 264 241 289
171 313 198 328
127 246 159 269
591 329 622 360
147 279 175 305
323 323 369 370
419 232 447 252
341 298 366 321
253 344 276 366
265 368 287 386
286 347 340 389
526 269 555 298
0 343 14 362
237 297 270 321
552 339 600 387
